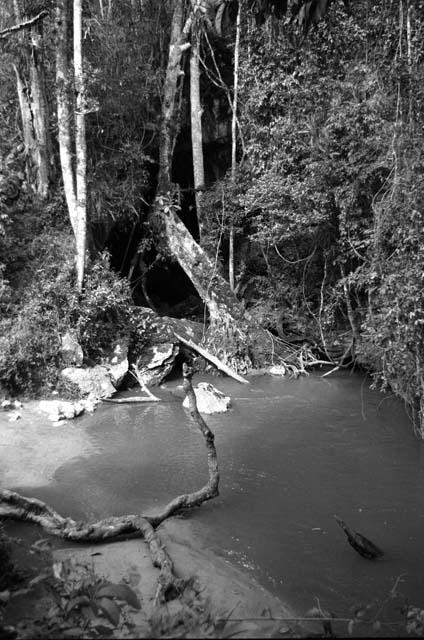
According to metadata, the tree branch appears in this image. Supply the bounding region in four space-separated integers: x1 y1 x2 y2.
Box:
0 364 219 603
0 10 49 39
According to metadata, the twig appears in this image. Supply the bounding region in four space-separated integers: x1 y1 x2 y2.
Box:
130 364 160 401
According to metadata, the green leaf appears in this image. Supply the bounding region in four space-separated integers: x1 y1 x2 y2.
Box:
96 597 121 626
66 595 91 613
96 583 141 609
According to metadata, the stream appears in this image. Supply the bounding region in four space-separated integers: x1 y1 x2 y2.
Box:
3 369 424 629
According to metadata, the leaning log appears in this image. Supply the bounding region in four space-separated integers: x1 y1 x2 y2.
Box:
0 364 219 603
103 397 159 404
174 332 249 385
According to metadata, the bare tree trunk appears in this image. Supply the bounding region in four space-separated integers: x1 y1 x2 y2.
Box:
56 0 86 291
12 1 51 198
28 43 51 198
229 0 241 292
56 0 77 230
13 64 37 187
74 0 87 292
157 0 191 192
190 26 205 240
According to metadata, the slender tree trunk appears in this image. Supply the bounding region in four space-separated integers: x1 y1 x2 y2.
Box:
13 64 37 188
28 41 51 198
406 0 413 127
56 0 77 231
74 0 87 292
190 26 205 240
56 0 86 291
229 0 241 292
157 0 188 192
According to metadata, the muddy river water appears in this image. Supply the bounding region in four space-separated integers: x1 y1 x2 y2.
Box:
3 370 424 627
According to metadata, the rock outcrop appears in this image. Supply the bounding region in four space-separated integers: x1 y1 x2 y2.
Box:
129 307 204 386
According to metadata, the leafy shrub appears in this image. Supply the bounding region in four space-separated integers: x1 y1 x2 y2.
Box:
0 230 76 396
0 231 133 396
75 252 133 363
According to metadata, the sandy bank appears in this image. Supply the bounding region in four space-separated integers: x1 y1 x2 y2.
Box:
51 517 299 638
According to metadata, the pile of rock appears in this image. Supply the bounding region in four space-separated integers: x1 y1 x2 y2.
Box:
1 399 23 422
38 398 97 425
59 330 129 402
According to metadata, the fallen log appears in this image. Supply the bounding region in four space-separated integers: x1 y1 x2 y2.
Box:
103 397 160 404
174 332 249 385
0 363 219 603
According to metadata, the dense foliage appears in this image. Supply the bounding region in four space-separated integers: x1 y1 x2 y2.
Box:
1 0 424 434
203 0 424 434
0 193 132 395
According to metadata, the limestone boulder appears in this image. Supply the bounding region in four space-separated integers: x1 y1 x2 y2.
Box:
99 339 129 389
61 366 116 399
182 382 231 414
134 343 179 386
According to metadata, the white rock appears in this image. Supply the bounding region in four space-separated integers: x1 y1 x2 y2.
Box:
108 357 128 389
8 411 21 421
1 400 12 411
183 382 231 414
39 400 83 422
269 364 287 376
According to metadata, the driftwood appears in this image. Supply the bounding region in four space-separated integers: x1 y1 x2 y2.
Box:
103 397 159 404
174 332 249 385
0 364 219 603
